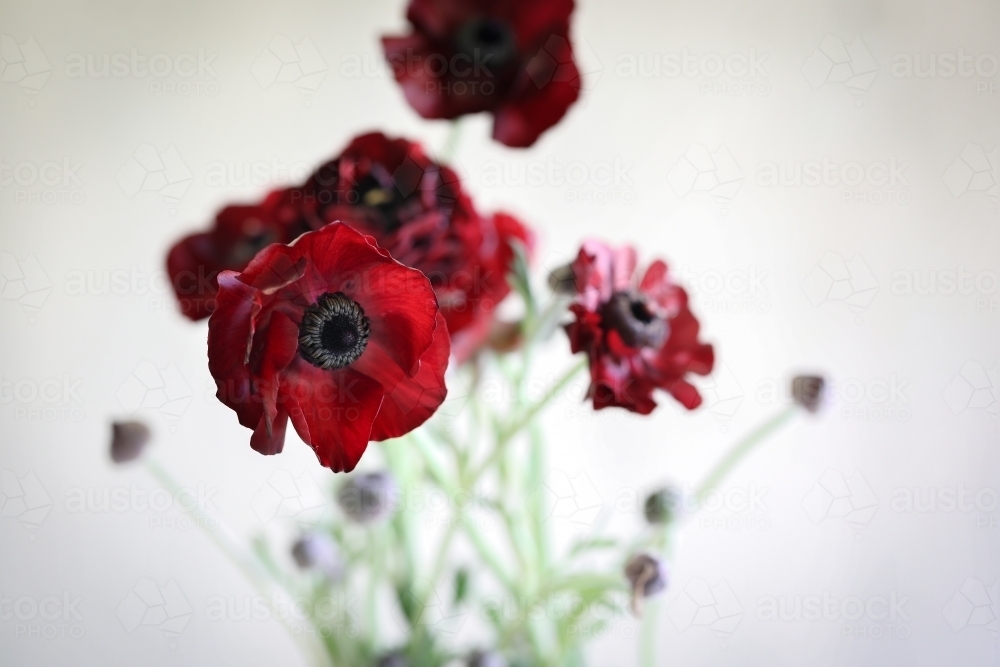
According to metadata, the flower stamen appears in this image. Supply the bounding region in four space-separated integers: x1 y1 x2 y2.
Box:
298 292 371 369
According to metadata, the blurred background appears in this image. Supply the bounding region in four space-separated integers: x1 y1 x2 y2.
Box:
1 0 998 664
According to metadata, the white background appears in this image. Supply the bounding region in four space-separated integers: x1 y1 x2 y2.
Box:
1 0 999 665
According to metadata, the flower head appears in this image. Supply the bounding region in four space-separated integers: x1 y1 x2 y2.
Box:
296 132 533 360
207 223 450 472
382 0 581 147
791 375 825 413
562 241 714 413
167 188 307 320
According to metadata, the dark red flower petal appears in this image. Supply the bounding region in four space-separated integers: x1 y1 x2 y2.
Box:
370 312 451 440
208 272 263 430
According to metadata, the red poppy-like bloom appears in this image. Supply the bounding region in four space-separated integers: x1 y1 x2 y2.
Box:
295 132 533 359
562 241 714 413
382 0 581 147
167 188 307 320
207 223 450 472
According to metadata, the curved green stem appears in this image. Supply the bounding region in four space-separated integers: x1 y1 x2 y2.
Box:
694 405 798 504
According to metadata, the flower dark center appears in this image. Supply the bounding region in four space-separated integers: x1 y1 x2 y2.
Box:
601 291 668 349
455 17 517 71
298 292 371 370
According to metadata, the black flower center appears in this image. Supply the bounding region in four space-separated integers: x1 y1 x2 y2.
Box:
298 292 371 370
601 291 668 349
455 17 518 72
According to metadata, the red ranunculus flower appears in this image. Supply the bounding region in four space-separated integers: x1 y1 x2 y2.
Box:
382 0 581 147
563 240 714 414
208 222 450 472
167 188 307 320
295 132 534 360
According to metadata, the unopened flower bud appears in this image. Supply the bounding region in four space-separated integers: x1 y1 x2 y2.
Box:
791 375 825 413
487 320 523 353
376 650 407 667
643 487 681 525
547 264 577 294
110 420 151 464
338 471 398 523
468 650 506 667
291 532 344 581
625 553 669 616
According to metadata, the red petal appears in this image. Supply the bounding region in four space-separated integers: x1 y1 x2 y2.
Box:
370 311 451 440
250 407 289 456
166 232 220 321
207 272 263 430
284 365 385 473
492 34 580 147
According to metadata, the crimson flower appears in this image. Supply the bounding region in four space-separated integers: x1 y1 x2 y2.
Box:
382 0 581 147
295 132 533 360
562 241 714 413
207 223 450 472
167 188 307 320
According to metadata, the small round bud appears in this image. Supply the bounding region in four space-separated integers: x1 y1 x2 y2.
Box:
643 487 681 525
791 375 825 413
547 264 577 294
625 553 669 616
337 471 398 523
468 650 506 667
291 532 344 581
376 650 407 667
110 420 151 464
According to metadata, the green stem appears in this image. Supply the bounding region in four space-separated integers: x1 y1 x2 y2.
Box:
694 405 798 505
640 598 660 667
438 119 463 163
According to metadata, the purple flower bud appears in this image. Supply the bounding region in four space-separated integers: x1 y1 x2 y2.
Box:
625 553 669 616
291 532 344 581
376 650 407 667
791 375 825 413
643 487 681 525
110 420 151 464
468 650 506 667
337 471 398 523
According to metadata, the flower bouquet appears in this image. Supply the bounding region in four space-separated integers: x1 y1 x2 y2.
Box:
115 1 825 665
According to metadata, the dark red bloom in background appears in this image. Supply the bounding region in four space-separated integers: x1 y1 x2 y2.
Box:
382 0 581 147
563 241 714 414
295 132 534 359
208 223 449 472
166 133 532 363
167 188 307 320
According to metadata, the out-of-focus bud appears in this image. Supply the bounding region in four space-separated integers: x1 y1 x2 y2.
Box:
468 649 506 667
291 532 344 581
376 650 407 667
643 487 681 525
791 375 825 413
487 320 523 354
547 264 577 295
625 553 669 616
337 471 399 523
110 420 151 464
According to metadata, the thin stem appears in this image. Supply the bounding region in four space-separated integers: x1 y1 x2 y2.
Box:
694 405 798 505
438 119 463 163
640 598 660 667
